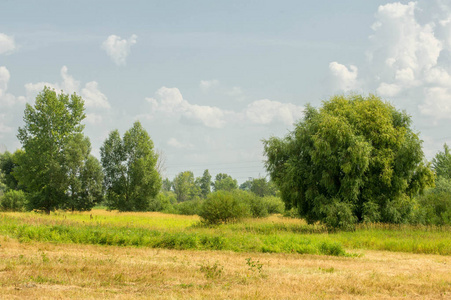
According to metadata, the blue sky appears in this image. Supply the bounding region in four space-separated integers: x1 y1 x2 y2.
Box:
1 0 451 182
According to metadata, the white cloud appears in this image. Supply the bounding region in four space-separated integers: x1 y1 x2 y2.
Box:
0 33 15 55
245 99 304 126
329 62 359 91
330 1 451 122
24 66 110 109
199 79 219 92
81 81 110 109
147 86 304 128
419 87 451 119
85 113 103 124
147 86 229 128
0 66 26 106
167 137 193 149
102 34 137 66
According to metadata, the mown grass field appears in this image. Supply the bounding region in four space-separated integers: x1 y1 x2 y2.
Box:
0 209 450 299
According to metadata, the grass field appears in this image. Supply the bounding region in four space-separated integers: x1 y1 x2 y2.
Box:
1 209 450 299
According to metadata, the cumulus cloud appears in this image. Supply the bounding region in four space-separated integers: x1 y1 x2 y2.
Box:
0 33 15 55
245 99 304 126
23 66 110 125
146 86 304 128
0 66 26 106
146 87 229 128
329 62 359 92
81 81 110 109
330 1 451 121
102 34 137 66
419 87 451 119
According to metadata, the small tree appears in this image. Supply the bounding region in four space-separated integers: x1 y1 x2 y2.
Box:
101 121 161 211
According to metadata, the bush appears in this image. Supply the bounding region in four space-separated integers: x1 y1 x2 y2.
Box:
149 191 176 212
413 177 451 225
0 190 28 211
321 201 356 231
262 196 285 214
199 191 250 224
174 199 203 215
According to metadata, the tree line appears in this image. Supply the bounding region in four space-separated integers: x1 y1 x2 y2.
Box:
1 89 450 228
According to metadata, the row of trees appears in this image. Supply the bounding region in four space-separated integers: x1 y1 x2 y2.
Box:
0 87 278 214
163 171 277 203
0 88 162 213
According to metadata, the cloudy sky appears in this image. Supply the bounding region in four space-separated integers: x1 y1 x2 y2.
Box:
1 0 451 183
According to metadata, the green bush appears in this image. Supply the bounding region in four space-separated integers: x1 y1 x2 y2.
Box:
321 201 356 231
262 196 285 214
0 190 28 212
199 191 250 224
413 177 451 225
174 199 203 215
149 191 176 212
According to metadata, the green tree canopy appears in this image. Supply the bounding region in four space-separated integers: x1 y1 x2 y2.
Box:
432 144 451 179
198 169 212 198
172 171 200 202
0 151 20 191
213 173 238 192
101 121 161 211
15 87 95 213
264 94 434 229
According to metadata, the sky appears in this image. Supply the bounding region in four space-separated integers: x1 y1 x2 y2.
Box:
1 0 451 183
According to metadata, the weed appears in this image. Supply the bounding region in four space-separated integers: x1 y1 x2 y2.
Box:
199 261 223 279
245 257 263 274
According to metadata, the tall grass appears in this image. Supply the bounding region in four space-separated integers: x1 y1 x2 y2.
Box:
1 211 450 256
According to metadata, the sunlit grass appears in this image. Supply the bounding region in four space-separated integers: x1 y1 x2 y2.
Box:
1 210 450 256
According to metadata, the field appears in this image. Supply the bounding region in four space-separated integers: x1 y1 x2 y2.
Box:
0 210 450 299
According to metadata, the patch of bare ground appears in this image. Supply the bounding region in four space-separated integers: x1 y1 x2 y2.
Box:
0 236 449 299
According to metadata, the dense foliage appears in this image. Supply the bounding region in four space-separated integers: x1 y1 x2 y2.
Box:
101 121 161 211
14 87 103 213
264 94 434 230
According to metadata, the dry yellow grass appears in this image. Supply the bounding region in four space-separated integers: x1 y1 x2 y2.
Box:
0 235 450 299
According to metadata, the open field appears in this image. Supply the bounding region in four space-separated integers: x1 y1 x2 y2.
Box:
0 210 450 299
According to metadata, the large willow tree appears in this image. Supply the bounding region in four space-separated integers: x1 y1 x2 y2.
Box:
264 94 433 229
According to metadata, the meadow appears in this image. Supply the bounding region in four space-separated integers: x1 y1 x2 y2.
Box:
0 209 450 299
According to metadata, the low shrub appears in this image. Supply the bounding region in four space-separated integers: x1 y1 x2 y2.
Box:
174 199 203 215
0 190 27 212
199 191 250 224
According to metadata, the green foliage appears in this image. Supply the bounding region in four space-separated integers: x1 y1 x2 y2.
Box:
261 196 285 214
199 191 250 224
172 171 200 202
413 177 451 225
173 198 203 215
62 134 104 211
432 144 451 179
198 169 212 198
0 151 20 191
212 173 238 192
15 87 94 213
0 190 27 211
101 121 161 211
149 191 176 212
3 211 451 255
264 94 434 229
